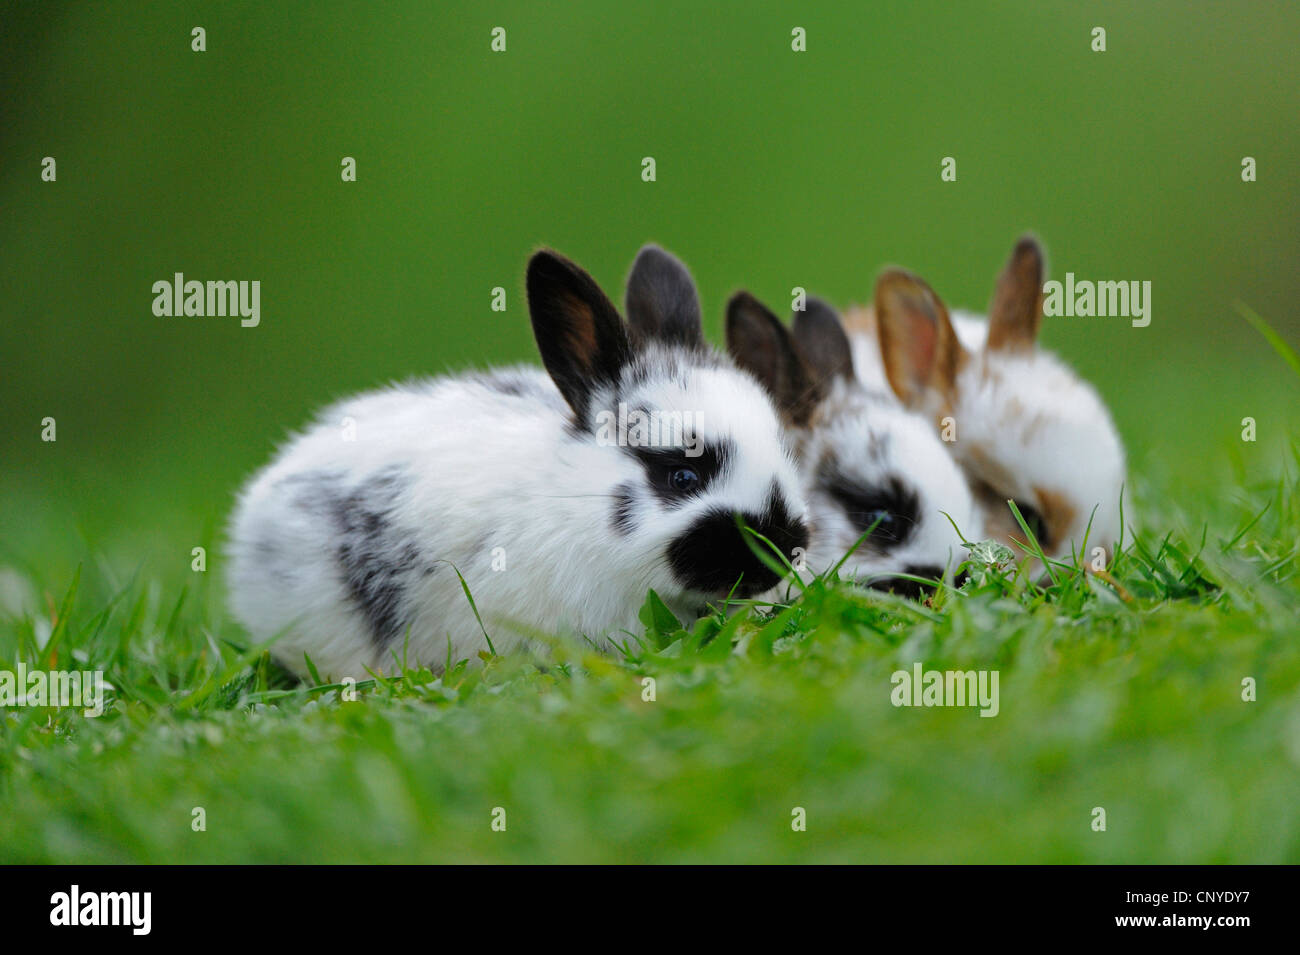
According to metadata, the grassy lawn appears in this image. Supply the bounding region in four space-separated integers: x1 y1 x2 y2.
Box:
1 461 1297 863
2 2 1298 864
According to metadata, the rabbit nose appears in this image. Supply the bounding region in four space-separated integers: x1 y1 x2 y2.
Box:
741 508 810 557
665 507 809 598
731 508 809 596
906 564 945 581
867 564 944 600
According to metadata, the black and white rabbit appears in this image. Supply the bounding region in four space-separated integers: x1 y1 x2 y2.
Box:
227 245 809 678
843 237 1126 565
726 293 979 596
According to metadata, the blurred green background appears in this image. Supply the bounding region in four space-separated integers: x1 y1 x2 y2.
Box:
2 0 1297 580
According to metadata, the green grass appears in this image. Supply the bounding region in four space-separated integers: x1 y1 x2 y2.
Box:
2 463 1297 863
3 0 1299 864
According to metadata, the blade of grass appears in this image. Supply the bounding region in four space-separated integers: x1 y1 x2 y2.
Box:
1236 301 1300 378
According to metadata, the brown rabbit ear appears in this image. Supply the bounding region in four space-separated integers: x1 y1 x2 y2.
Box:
987 235 1045 352
874 268 961 410
792 296 855 386
726 292 821 427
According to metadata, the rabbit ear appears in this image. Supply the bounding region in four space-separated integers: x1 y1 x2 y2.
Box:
526 249 631 421
987 235 1045 352
792 296 855 386
624 244 704 349
874 268 962 410
726 291 822 426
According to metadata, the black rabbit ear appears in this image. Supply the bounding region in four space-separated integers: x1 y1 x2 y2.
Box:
624 244 704 349
526 249 631 423
792 296 855 386
725 291 822 427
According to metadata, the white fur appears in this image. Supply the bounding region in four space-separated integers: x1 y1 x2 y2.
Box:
793 377 980 585
227 356 805 679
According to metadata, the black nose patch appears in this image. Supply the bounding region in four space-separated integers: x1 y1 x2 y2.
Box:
867 564 944 600
666 501 809 598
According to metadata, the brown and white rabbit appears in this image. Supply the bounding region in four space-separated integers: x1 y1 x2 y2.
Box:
843 236 1126 567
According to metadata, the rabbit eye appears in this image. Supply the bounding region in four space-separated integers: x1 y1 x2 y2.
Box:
863 509 901 542
822 473 919 548
1012 500 1048 545
669 467 700 493
629 441 730 503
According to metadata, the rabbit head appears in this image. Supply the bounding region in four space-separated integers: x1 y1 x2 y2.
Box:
865 237 1126 565
725 292 977 596
527 244 809 602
